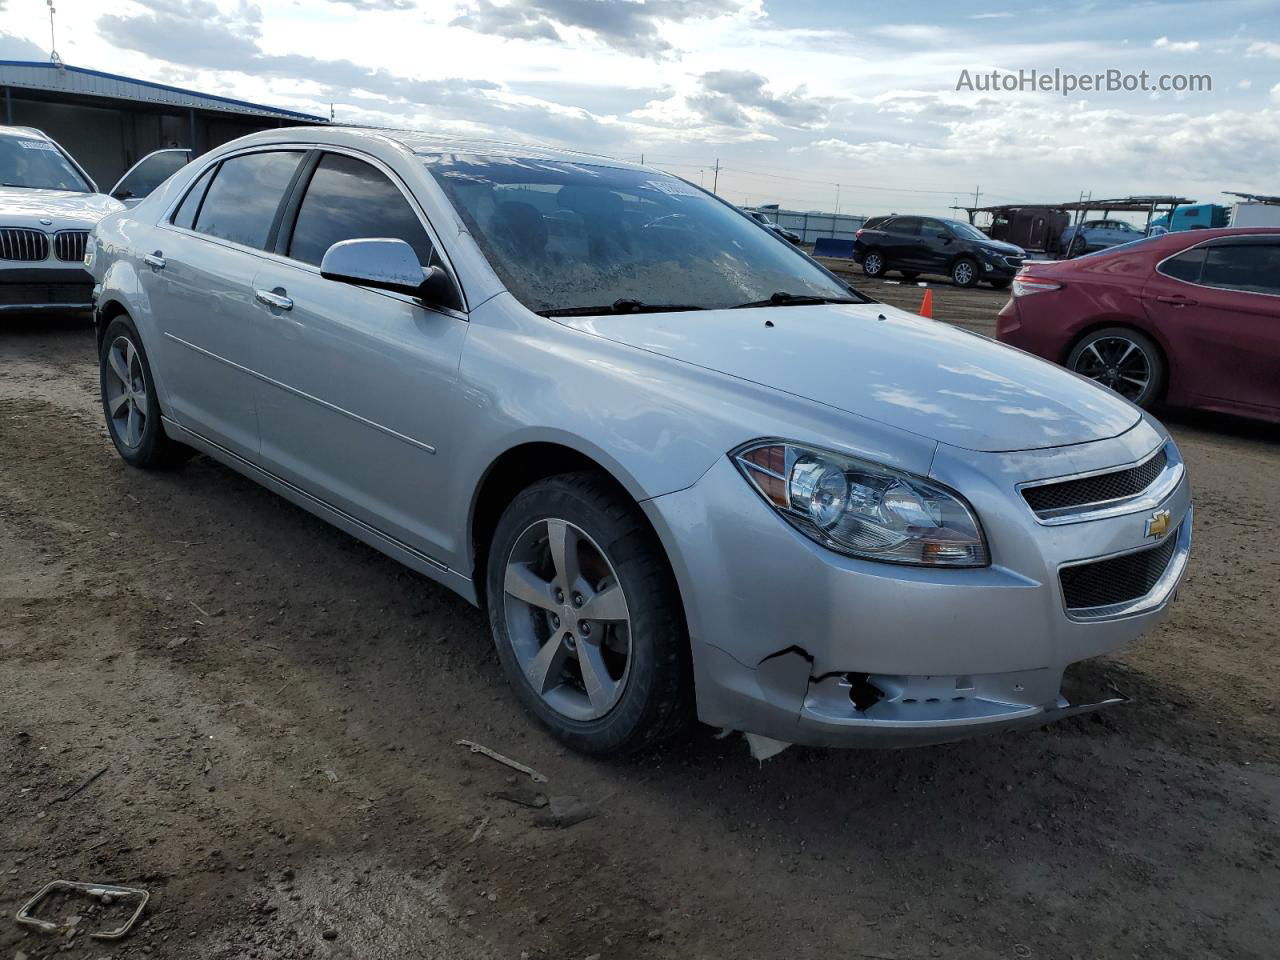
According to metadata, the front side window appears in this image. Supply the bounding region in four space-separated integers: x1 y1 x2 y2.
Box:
193 151 303 250
0 134 91 192
114 150 189 201
1200 243 1280 296
426 157 857 313
288 153 433 267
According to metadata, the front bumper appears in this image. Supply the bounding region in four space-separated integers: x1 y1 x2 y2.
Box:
643 419 1191 748
0 266 94 312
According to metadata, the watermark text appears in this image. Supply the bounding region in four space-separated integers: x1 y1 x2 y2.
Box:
956 68 1212 97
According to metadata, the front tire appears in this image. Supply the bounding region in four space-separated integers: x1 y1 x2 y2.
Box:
950 257 979 288
861 250 886 278
486 473 691 755
99 315 193 468
1066 327 1166 409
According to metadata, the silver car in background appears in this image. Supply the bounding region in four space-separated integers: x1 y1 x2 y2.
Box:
86 127 1192 754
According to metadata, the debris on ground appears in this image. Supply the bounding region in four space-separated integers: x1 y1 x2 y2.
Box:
16 880 149 940
457 739 548 783
743 733 791 762
490 786 549 808
533 796 599 829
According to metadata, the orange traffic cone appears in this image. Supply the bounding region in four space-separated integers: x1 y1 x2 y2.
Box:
918 288 933 319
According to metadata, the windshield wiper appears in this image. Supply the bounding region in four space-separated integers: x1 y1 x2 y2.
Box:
537 298 706 317
731 291 863 309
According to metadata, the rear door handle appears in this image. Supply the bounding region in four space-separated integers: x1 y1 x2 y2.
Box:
143 253 166 269
1156 294 1197 306
254 289 294 311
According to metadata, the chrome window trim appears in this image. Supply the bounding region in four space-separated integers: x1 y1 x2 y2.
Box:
1154 233 1280 300
1018 441 1183 525
155 141 469 316
1059 511 1192 622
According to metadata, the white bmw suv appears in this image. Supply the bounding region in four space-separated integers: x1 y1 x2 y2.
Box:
0 125 123 313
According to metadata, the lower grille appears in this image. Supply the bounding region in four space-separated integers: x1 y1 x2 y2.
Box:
1060 532 1180 611
0 227 50 262
54 230 89 263
0 281 94 307
1024 446 1168 515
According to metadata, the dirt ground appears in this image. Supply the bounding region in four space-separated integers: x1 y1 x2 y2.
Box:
2 283 1278 960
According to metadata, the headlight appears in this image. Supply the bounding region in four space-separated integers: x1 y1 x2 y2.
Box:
732 440 989 567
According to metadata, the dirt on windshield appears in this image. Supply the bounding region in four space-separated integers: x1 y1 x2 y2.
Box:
2 301 1278 960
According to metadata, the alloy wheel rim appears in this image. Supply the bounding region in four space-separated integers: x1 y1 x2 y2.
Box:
954 262 974 285
502 518 632 722
104 335 149 449
1074 336 1151 401
866 254 881 274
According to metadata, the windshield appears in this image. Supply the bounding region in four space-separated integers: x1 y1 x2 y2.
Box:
0 135 91 192
947 220 989 241
425 156 857 313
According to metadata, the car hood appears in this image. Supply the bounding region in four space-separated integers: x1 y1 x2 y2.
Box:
978 239 1025 257
0 187 124 228
558 302 1140 452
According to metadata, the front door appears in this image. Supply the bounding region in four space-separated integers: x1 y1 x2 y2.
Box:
249 151 469 557
147 149 305 457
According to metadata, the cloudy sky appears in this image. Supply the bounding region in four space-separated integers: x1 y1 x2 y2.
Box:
1 0 1277 216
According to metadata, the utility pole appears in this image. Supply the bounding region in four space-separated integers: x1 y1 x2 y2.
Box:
47 0 62 66
712 158 720 195
834 183 841 217
640 153 645 165
972 184 981 208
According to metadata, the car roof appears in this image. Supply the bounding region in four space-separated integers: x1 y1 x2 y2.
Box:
220 124 648 172
0 125 51 141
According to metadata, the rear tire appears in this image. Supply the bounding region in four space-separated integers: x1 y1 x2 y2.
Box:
486 472 692 755
1066 327 1166 409
861 250 886 278
99 315 193 468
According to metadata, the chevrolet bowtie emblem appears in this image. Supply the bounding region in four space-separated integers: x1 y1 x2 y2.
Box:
1144 509 1171 539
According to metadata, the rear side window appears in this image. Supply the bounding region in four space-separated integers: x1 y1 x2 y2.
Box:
193 151 303 250
1158 246 1206 283
1200 243 1280 296
287 153 433 267
891 217 922 236
171 165 215 230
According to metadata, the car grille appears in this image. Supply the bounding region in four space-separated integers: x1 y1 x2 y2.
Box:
1003 256 1024 268
0 227 50 262
54 230 89 263
1023 447 1168 516
0 281 94 306
1060 531 1180 611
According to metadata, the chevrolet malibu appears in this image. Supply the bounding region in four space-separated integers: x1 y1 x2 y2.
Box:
86 128 1192 755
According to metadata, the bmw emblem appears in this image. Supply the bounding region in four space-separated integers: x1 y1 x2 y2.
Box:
39 218 53 225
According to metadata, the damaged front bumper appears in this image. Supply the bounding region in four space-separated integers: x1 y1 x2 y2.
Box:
642 420 1189 750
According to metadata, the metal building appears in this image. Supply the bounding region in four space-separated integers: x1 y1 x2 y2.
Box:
0 60 326 189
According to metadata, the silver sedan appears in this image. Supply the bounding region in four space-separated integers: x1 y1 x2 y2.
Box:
85 127 1192 755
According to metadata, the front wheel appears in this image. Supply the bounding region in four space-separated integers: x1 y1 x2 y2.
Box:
861 250 886 278
1066 327 1166 408
486 473 692 755
950 257 979 288
99 315 193 468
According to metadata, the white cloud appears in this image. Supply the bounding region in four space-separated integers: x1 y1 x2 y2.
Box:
1238 79 1252 89
968 12 1014 19
1246 40 1280 58
1153 36 1200 52
1272 82 1280 101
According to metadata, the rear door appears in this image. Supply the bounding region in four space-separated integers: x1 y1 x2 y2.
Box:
1143 236 1280 413
248 150 469 556
884 216 922 264
148 149 306 457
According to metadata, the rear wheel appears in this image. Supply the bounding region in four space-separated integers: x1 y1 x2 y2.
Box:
99 315 193 468
1069 235 1087 258
1066 327 1165 408
486 473 691 755
861 250 885 278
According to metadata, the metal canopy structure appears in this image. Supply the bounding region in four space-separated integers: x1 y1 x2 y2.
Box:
1225 191 1280 206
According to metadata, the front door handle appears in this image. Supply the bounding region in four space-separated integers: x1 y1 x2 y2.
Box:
1156 294 1197 307
254 289 294 311
143 253 166 269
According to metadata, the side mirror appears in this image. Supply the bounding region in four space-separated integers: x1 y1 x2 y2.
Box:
320 238 458 308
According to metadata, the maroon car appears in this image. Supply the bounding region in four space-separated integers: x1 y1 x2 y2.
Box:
996 228 1280 423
